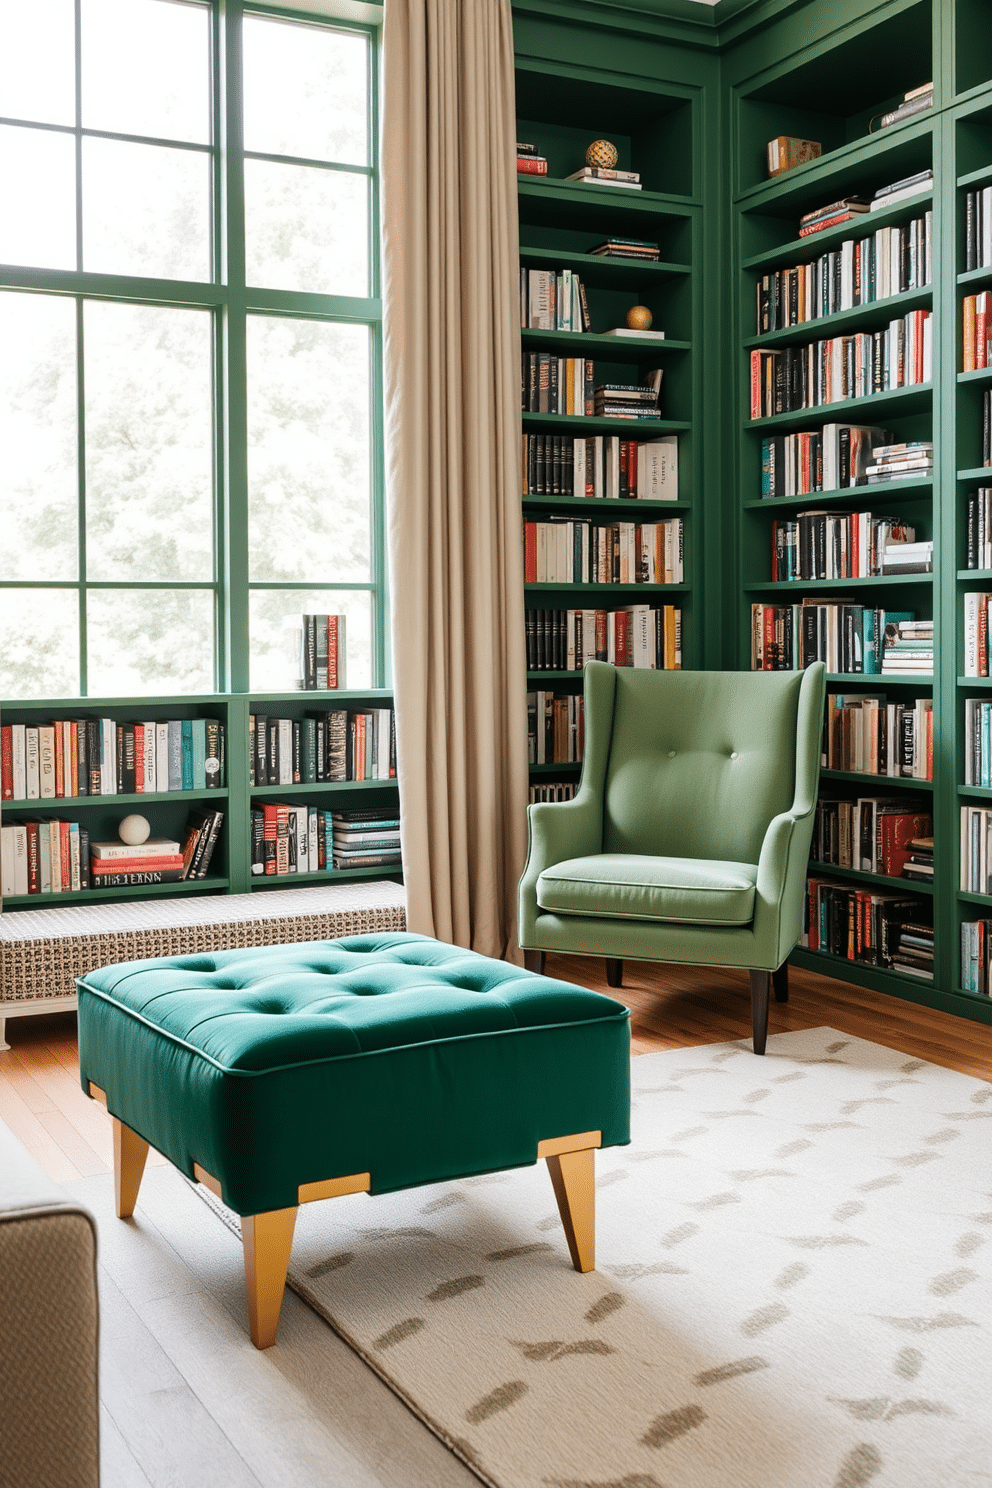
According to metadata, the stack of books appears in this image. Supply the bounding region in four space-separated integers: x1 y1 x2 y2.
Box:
864 440 933 485
331 809 401 871
90 835 187 888
527 691 584 764
900 836 934 885
877 82 933 131
890 919 934 979
589 236 660 261
881 618 933 675
798 197 870 239
962 292 991 371
961 920 992 995
881 538 933 575
964 185 992 271
870 169 933 210
516 142 547 176
810 797 932 876
594 383 659 419
566 166 641 190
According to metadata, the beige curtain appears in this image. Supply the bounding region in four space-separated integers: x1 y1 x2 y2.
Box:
382 0 529 961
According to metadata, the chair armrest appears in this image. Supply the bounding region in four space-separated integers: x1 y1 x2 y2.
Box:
751 800 817 970
518 793 602 946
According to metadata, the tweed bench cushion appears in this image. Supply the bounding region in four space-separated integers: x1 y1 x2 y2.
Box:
77 932 631 1216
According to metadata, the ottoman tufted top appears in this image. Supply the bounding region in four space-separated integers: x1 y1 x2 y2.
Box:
78 932 626 1073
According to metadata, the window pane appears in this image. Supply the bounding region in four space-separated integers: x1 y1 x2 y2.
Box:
247 316 370 584
86 588 214 695
0 0 75 126
0 293 78 580
245 160 368 295
243 16 368 166
82 137 210 281
83 302 213 582
249 589 371 693
81 0 210 144
0 125 76 270
0 589 79 698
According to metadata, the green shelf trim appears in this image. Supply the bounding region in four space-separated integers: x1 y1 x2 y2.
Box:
745 574 931 592
957 266 992 289
742 477 933 511
249 866 402 888
820 769 932 789
247 690 394 705
2 877 231 907
742 190 935 275
524 582 689 593
523 496 690 513
518 245 691 284
959 786 992 799
2 790 229 810
745 383 932 432
250 780 398 797
823 673 932 687
957 467 992 482
735 118 934 213
958 676 992 687
526 672 586 682
807 862 933 895
958 890 992 907
528 761 582 774
788 948 992 1024
958 367 992 385
520 328 690 357
742 286 933 350
959 569 992 579
0 690 394 710
518 177 695 219
957 164 992 190
522 413 690 433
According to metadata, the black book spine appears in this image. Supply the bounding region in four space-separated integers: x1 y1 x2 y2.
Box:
267 719 279 785
292 720 302 783
254 714 268 789
122 725 136 795
116 724 125 793
251 809 265 874
966 192 977 273
78 827 90 890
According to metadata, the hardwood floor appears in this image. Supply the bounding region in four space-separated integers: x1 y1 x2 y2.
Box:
1 958 987 1183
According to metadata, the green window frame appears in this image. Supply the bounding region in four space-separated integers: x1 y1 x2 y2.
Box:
0 0 387 700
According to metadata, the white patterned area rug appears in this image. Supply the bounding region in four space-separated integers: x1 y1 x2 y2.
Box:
197 1027 992 1488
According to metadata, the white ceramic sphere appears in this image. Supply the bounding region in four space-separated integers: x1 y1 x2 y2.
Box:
119 813 151 846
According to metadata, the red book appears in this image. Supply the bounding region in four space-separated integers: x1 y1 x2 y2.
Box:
628 441 638 494
90 854 185 874
327 615 339 690
750 350 761 420
1 726 12 800
614 608 630 668
353 713 366 782
880 813 932 878
798 212 858 237
977 293 989 371
524 520 537 582
516 158 548 175
26 822 39 894
134 724 145 792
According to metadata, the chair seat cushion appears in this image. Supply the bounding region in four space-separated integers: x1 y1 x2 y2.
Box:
536 854 758 926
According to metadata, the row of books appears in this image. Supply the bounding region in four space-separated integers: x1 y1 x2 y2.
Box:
564 164 643 191
527 691 584 765
589 236 660 261
795 170 933 239
961 293 992 372
522 354 593 416
962 594 992 676
822 694 933 780
960 921 992 996
964 698 992 787
250 805 400 876
965 489 992 569
522 434 679 501
0 809 223 897
0 717 224 803
769 511 922 582
960 805 992 895
290 614 346 692
749 311 933 418
520 268 591 332
523 518 683 585
802 874 930 970
963 186 992 272
526 606 682 672
529 782 578 803
759 425 923 498
810 797 932 878
754 212 932 334
750 607 932 675
249 710 395 786
516 142 547 176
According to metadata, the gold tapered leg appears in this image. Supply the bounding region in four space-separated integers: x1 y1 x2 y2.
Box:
545 1147 596 1273
241 1207 298 1349
113 1117 149 1220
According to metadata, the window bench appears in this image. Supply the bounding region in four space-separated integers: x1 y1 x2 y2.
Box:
0 882 407 1051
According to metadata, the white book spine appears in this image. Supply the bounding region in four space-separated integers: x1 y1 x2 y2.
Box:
11 723 26 801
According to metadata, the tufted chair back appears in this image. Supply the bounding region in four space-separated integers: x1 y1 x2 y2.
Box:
598 666 804 865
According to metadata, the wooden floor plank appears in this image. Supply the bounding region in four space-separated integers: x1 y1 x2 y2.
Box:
0 1076 80 1181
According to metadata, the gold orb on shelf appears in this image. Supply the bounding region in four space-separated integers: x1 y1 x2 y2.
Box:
626 304 654 331
585 138 619 170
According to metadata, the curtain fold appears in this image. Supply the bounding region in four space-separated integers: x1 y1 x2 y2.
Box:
381 0 529 960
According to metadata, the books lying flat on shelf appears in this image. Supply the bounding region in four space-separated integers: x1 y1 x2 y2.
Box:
770 510 916 581
900 837 934 885
332 810 402 871
0 717 225 802
880 540 933 575
520 268 591 332
823 693 933 780
880 619 933 675
249 709 396 785
890 917 934 979
960 805 992 894
766 135 821 177
869 169 934 209
811 797 932 876
523 517 683 584
750 604 929 674
964 697 992 785
522 433 678 500
528 691 584 764
601 327 667 339
962 293 991 372
755 213 932 333
798 198 870 238
526 605 681 671
565 167 641 189
749 311 932 417
803 875 929 968
517 145 548 175
876 84 933 131
961 920 992 995
964 186 992 272
589 237 660 260
593 383 661 419
865 440 934 483
760 424 890 497
521 354 595 416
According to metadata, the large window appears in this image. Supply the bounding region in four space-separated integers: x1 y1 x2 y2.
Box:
0 0 383 699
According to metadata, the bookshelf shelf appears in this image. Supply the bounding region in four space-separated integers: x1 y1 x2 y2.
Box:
523 495 690 514
250 866 401 889
742 285 934 350
517 179 694 235
958 569 992 580
250 780 397 798
524 582 689 594
958 367 992 385
823 674 932 686
2 877 231 908
744 575 932 593
820 769 932 790
742 192 934 274
518 246 691 286
957 164 992 190
3 790 229 810
958 676 992 687
957 467 992 481
742 477 933 511
520 328 690 358
735 120 933 214
745 384 932 431
807 861 933 895
959 786 992 799
522 413 690 434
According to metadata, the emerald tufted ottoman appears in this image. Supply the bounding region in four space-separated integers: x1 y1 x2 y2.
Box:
77 932 630 1347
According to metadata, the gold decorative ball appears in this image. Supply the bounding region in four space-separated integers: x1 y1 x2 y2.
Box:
626 304 653 331
585 138 618 170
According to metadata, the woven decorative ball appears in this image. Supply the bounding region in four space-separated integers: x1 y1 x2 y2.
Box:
626 305 654 331
585 138 618 170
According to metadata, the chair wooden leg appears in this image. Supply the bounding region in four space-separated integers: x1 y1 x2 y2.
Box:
241 1207 298 1349
545 1148 596 1273
112 1117 149 1220
772 962 789 1003
749 969 770 1055
524 949 546 975
605 958 623 988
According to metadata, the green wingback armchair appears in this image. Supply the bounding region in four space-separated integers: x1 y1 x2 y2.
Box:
518 661 827 1054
